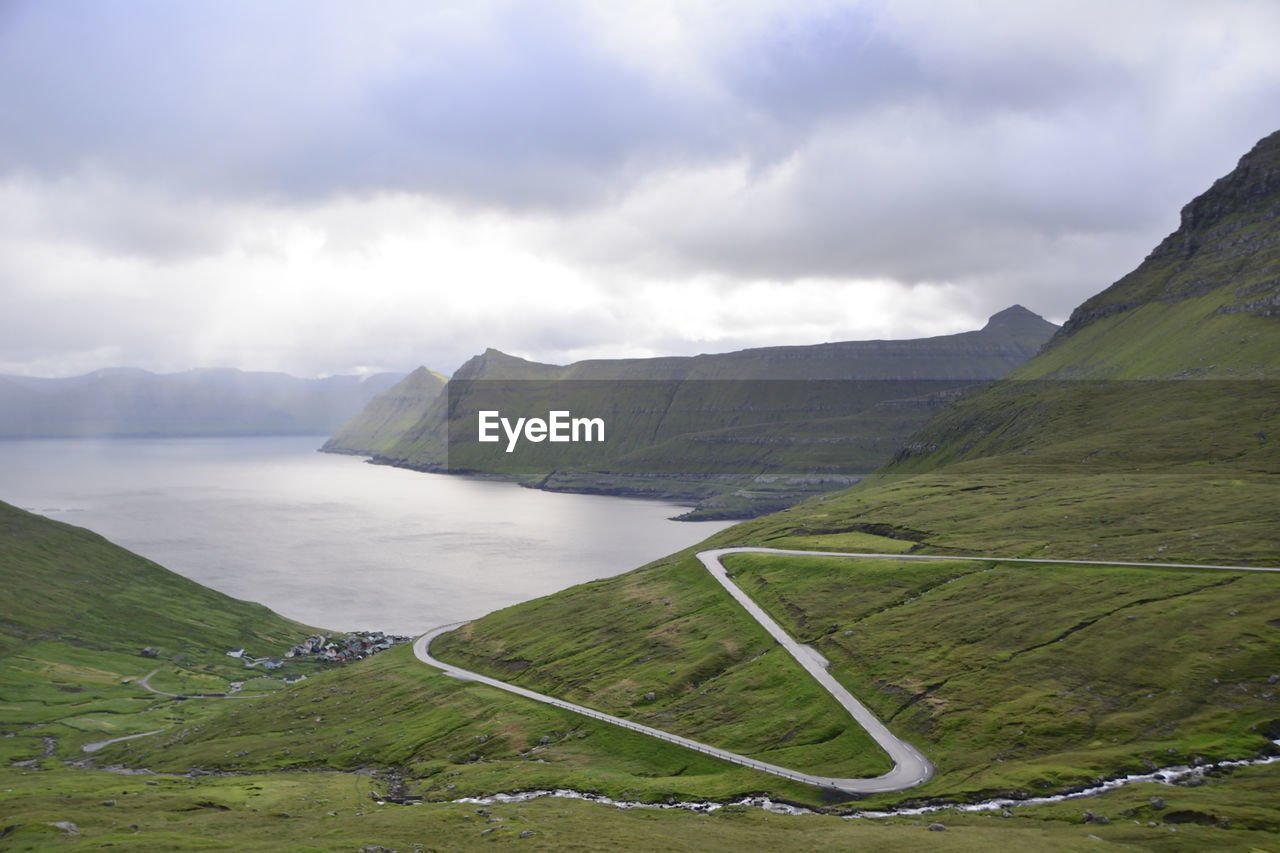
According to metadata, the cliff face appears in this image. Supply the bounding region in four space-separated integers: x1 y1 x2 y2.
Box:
321 366 447 455
884 128 1280 474
342 308 1055 518
1031 129 1280 378
440 305 1055 385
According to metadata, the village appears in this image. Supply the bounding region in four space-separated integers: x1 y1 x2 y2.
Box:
226 630 413 673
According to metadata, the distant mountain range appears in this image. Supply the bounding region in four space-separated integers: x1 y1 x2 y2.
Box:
324 306 1057 517
0 367 404 438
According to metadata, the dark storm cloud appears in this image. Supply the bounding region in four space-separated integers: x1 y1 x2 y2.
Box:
534 2 1280 314
358 7 741 208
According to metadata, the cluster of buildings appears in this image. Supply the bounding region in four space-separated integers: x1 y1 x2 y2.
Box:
226 630 411 671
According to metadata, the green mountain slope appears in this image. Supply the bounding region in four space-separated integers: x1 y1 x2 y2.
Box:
0 499 322 792
1024 127 1280 380
353 307 1055 516
0 500 315 662
320 365 447 454
736 128 1280 562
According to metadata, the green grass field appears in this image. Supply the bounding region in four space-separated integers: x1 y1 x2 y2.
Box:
4 762 1278 851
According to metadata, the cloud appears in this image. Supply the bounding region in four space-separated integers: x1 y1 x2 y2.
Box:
0 0 747 206
1 0 1279 377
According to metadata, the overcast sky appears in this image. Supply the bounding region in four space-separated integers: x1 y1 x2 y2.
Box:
1 0 1278 378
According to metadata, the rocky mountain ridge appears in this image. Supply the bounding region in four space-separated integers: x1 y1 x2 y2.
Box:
1044 129 1280 365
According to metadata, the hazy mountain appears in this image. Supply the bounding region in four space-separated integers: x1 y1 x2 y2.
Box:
0 367 404 438
321 366 448 455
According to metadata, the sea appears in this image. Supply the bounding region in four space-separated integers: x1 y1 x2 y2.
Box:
0 436 731 634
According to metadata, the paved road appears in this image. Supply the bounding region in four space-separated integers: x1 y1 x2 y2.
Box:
135 664 269 700
696 548 934 792
413 623 895 795
414 548 939 794
414 546 1280 795
82 729 164 754
718 548 1280 574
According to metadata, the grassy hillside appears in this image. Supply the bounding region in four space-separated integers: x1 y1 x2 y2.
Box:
758 130 1280 563
3 507 1278 848
0 501 321 757
717 550 1280 797
0 501 315 658
430 551 894 780
1031 127 1280 380
320 365 447 455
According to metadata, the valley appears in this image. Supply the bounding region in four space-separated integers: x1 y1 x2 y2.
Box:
3 129 1280 849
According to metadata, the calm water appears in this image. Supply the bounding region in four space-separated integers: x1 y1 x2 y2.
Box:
0 437 731 634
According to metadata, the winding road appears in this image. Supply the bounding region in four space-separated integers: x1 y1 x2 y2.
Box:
415 546 1280 796
413 547 940 794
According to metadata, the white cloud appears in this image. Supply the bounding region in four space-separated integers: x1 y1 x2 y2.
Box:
0 0 1278 377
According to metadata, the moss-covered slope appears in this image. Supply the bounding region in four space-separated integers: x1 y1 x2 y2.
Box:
320 365 447 455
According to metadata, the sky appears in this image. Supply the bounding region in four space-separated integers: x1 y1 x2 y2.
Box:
1 1 1278 379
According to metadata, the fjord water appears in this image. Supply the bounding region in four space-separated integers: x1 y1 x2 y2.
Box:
0 437 731 634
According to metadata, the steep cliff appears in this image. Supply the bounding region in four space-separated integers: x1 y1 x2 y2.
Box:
1028 128 1280 379
321 366 447 455
343 307 1055 516
749 128 1280 562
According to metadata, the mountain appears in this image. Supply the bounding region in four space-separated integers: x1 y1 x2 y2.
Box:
734 130 1280 562
0 367 404 438
320 365 448 455
1025 127 1280 380
418 129 1280 820
5 135 1280 848
336 307 1056 517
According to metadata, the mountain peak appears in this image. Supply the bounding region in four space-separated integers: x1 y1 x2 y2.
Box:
1018 128 1280 378
1050 128 1280 347
984 304 1046 327
977 305 1058 345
